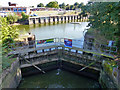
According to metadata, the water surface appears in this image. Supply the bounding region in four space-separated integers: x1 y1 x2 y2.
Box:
18 22 89 40
18 69 100 88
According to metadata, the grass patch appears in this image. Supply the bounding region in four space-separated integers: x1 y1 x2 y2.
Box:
2 55 16 70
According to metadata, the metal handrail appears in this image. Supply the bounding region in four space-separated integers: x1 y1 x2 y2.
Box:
8 38 117 55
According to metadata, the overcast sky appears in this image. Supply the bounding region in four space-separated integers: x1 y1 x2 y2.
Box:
0 0 89 7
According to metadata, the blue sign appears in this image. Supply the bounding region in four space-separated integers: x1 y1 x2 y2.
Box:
64 38 72 47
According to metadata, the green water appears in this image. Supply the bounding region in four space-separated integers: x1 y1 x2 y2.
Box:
17 22 89 40
18 69 100 88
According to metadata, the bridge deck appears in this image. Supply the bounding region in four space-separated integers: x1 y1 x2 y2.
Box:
9 45 114 59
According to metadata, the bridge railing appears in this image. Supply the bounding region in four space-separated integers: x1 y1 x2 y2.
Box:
8 38 117 56
84 39 117 55
8 38 84 50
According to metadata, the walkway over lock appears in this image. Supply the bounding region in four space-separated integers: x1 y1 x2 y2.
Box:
9 38 117 59
8 38 117 73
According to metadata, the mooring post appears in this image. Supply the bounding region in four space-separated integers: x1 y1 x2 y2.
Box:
44 17 46 24
49 17 50 23
39 18 41 23
57 16 59 22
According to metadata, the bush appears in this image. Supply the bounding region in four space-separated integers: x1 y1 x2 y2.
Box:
0 17 19 53
6 13 19 24
21 12 29 21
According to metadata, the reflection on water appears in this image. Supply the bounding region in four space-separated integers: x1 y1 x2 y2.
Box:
18 69 100 88
18 22 90 40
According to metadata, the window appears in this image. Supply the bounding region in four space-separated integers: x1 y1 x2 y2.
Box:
23 8 26 12
3 8 5 11
8 8 11 11
18 8 22 12
13 8 17 12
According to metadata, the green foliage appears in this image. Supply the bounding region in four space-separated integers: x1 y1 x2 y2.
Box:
65 2 84 10
59 3 66 9
74 2 79 9
46 1 59 8
78 3 84 8
6 13 19 24
2 55 16 70
37 3 44 7
82 2 120 53
0 17 18 70
65 4 70 10
0 17 19 52
20 12 29 21
70 5 75 10
103 60 117 75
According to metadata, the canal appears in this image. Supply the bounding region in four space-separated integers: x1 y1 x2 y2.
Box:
17 22 101 88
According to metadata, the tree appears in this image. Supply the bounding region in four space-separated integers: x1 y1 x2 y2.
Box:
59 4 62 8
0 17 19 51
21 12 29 21
78 3 84 8
46 1 59 8
59 3 66 9
70 5 75 10
66 4 70 10
84 2 120 53
74 2 79 9
6 13 19 24
37 3 44 7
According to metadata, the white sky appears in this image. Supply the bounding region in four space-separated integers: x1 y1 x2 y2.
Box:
0 0 89 7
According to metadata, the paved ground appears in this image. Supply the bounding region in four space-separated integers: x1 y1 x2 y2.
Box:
31 11 79 17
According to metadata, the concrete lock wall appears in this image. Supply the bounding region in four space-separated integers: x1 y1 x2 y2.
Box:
38 18 41 23
28 15 83 25
1 59 22 88
57 17 59 22
21 60 100 80
99 61 120 88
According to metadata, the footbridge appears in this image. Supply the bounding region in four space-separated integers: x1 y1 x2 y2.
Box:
8 38 117 73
